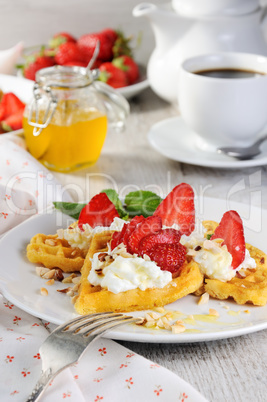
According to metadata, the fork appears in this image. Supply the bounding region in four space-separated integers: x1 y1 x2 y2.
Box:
26 312 141 402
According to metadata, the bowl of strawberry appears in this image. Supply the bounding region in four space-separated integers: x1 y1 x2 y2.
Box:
18 29 149 99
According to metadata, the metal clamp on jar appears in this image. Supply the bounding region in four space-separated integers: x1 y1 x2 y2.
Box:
23 65 129 172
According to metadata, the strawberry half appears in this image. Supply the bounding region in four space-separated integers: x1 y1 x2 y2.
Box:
153 183 195 236
78 193 119 230
211 210 246 269
110 222 128 250
127 216 162 254
146 243 186 276
122 215 145 249
139 228 181 257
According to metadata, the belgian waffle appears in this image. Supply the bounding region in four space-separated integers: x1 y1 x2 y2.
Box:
201 220 267 306
27 233 87 273
74 231 204 314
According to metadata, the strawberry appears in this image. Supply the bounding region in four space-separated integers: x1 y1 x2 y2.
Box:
127 216 162 254
78 29 116 63
0 92 25 117
146 243 186 276
153 183 195 236
78 193 120 230
55 42 84 66
112 55 139 84
24 55 55 81
63 60 88 67
49 32 76 48
99 62 128 88
139 228 181 257
211 210 246 269
1 108 24 131
122 215 145 247
110 222 128 250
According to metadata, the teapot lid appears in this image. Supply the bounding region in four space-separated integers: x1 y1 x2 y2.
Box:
172 0 260 18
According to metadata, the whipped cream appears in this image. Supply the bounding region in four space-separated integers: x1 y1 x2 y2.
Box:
88 251 172 294
57 217 127 250
181 231 256 282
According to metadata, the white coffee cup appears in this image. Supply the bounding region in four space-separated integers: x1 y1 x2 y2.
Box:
178 52 267 150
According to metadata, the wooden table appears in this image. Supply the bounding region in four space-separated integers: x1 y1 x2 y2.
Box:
54 87 267 402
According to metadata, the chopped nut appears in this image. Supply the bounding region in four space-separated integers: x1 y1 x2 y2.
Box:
71 295 78 304
154 307 165 313
72 283 80 292
42 269 56 279
150 312 161 320
171 324 186 334
71 250 77 257
72 276 81 284
62 273 77 283
98 252 108 262
95 268 103 276
46 279 55 286
54 268 64 281
40 287 48 296
209 308 219 317
36 267 50 277
244 309 251 314
198 292 210 305
45 239 56 246
57 287 72 293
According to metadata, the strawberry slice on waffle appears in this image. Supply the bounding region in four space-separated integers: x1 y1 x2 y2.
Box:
139 228 181 257
78 193 120 230
211 210 246 269
127 216 162 254
145 243 187 277
153 183 195 236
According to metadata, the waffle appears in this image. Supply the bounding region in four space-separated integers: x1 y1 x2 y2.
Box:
202 220 267 306
74 231 204 314
27 233 87 273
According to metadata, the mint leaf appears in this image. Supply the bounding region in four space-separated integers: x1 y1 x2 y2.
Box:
53 202 86 220
206 233 213 240
101 189 128 219
124 190 162 218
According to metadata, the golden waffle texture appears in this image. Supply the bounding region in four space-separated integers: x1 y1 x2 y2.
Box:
27 233 87 272
202 220 267 306
75 231 204 314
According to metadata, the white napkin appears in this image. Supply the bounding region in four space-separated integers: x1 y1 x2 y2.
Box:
0 136 72 235
0 42 24 75
0 137 208 402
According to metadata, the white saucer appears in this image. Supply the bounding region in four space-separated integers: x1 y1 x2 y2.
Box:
148 116 267 169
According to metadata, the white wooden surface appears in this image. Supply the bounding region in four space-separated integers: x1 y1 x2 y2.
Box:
1 1 267 400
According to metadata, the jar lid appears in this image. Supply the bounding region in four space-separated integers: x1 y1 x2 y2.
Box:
36 65 94 89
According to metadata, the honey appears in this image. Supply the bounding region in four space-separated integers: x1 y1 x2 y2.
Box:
23 102 107 172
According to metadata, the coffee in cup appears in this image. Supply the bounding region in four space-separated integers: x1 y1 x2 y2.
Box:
178 52 267 150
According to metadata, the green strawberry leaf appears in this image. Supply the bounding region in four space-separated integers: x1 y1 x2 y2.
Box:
101 189 128 219
53 202 86 220
124 190 162 218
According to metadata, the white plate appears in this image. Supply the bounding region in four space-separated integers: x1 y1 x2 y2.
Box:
0 74 34 136
1 197 266 343
148 116 267 169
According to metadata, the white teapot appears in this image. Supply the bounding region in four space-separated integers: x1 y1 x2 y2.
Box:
133 0 267 103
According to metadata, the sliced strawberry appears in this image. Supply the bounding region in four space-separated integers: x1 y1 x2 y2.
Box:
153 183 195 236
146 243 186 276
78 193 119 230
1 93 25 117
211 210 246 269
110 222 128 250
127 216 162 255
122 215 145 248
1 108 24 131
139 228 181 257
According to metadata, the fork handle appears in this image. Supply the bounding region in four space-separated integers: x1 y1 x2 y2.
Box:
26 370 54 402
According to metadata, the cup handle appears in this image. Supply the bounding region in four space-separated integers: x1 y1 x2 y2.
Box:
92 81 130 130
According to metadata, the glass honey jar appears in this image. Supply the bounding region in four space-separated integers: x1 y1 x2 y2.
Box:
23 66 129 172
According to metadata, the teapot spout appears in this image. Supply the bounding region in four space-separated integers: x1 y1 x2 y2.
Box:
133 3 190 52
